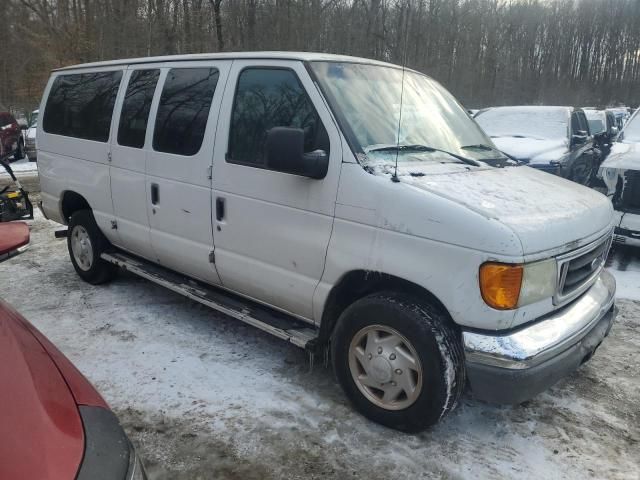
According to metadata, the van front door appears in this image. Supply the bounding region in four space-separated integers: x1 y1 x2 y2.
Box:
211 60 342 321
144 62 230 284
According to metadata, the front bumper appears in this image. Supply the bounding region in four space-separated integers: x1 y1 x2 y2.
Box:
463 270 616 404
77 406 147 480
614 210 640 247
614 227 640 247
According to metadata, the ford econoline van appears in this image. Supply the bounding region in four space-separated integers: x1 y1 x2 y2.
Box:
37 52 617 432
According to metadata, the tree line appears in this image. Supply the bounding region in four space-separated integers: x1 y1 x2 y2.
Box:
2 0 639 114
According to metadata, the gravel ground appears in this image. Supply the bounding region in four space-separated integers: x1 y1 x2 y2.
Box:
1 173 639 479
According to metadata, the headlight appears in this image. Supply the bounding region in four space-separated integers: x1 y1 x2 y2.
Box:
480 259 557 310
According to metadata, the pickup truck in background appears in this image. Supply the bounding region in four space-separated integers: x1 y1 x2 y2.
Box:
600 108 640 247
475 106 600 185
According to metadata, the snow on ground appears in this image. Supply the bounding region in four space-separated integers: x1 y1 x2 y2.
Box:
0 157 38 176
1 210 638 479
608 247 640 301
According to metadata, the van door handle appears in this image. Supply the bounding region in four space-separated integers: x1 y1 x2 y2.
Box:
151 183 159 205
216 197 225 221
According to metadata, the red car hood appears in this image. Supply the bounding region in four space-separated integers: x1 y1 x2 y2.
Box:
0 222 29 255
0 299 106 479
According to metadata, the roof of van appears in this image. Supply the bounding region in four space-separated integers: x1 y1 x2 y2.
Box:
53 51 401 72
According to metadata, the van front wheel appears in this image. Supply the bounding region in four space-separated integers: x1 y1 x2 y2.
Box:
331 292 465 432
67 210 116 285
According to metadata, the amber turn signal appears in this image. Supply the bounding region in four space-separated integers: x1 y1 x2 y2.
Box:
479 263 524 310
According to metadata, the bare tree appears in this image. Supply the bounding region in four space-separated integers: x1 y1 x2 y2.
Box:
3 0 640 112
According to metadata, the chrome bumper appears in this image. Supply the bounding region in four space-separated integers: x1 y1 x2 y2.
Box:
463 269 616 370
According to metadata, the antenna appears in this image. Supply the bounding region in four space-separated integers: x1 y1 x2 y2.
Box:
392 0 412 183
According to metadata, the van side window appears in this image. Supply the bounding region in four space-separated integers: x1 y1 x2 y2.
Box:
153 68 219 156
42 71 123 142
227 68 329 168
118 69 160 148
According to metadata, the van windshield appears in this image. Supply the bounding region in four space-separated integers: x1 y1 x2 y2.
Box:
309 62 508 166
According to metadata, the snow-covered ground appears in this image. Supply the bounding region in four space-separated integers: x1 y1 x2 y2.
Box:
1 208 638 480
609 251 640 301
0 157 38 176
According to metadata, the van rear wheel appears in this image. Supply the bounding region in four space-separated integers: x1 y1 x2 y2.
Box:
67 210 116 285
331 292 465 432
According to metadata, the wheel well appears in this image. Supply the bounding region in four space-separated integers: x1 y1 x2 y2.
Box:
318 270 452 344
61 191 91 222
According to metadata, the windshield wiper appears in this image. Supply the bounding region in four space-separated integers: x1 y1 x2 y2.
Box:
367 144 482 167
461 144 499 152
461 143 516 166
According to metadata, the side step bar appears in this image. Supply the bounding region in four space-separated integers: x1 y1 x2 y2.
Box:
101 251 318 349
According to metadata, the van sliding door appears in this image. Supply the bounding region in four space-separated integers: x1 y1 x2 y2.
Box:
109 68 161 258
144 61 231 285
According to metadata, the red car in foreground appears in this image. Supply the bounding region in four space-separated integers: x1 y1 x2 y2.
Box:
0 222 146 479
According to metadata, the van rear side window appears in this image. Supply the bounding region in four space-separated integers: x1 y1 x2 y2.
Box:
43 71 123 142
118 69 160 149
153 68 219 156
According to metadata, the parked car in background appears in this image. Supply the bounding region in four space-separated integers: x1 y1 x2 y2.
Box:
0 222 147 479
0 112 26 162
585 109 618 159
475 106 599 185
37 53 617 432
28 108 39 126
600 108 640 247
607 107 629 131
25 109 39 161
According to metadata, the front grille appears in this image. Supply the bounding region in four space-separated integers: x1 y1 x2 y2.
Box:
614 170 640 213
555 234 612 305
613 235 627 244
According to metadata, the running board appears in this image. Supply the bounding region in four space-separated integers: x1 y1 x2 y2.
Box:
101 251 318 349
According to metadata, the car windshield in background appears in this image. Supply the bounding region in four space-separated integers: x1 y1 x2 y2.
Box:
309 61 507 166
475 107 568 141
588 119 605 134
584 110 606 134
621 113 640 143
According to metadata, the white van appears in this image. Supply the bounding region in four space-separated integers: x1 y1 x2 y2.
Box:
37 52 617 432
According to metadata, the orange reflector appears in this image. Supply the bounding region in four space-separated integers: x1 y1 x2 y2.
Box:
479 263 524 310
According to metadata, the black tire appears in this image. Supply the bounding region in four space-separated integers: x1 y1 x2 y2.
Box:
67 209 117 285
331 292 465 432
14 139 25 160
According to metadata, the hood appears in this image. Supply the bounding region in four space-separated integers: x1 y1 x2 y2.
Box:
491 137 567 165
0 299 84 480
601 142 640 171
599 142 640 210
393 164 613 255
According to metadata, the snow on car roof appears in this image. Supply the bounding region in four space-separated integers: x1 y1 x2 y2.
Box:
476 106 570 141
584 109 604 120
53 51 401 72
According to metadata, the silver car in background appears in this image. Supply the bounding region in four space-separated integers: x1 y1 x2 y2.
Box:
25 109 38 162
